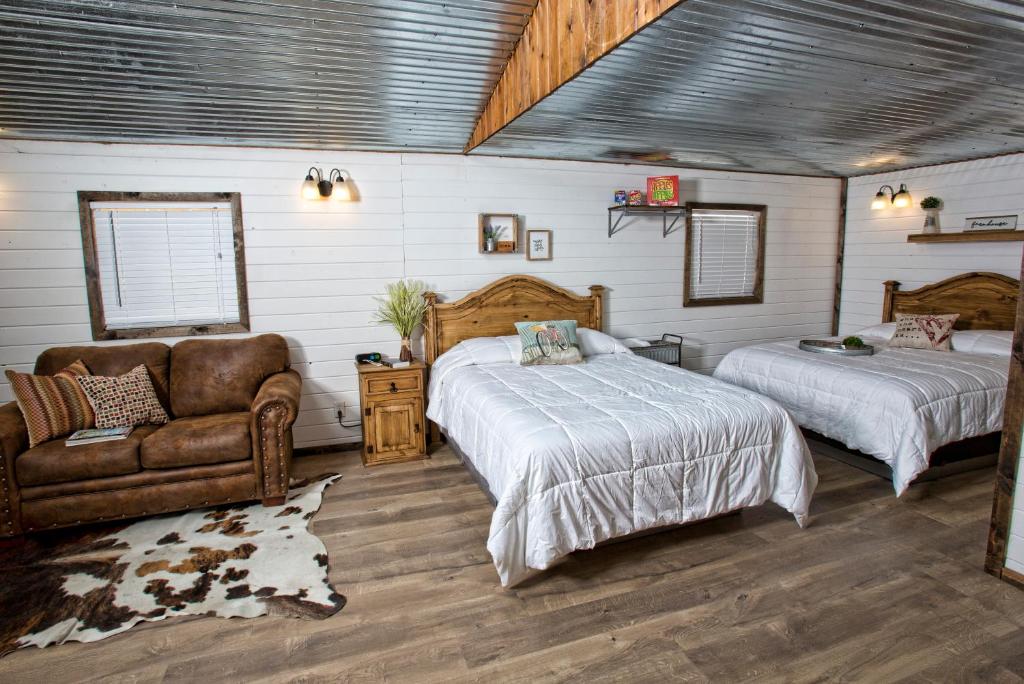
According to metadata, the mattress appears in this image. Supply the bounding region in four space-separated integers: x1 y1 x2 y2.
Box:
713 337 1009 495
427 336 817 587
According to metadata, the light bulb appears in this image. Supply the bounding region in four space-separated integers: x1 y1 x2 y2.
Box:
892 185 911 208
332 178 352 202
301 176 319 200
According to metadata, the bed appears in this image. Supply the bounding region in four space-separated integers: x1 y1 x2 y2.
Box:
423 275 817 587
714 272 1017 496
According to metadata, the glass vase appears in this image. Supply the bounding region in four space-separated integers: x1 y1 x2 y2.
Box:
400 337 413 362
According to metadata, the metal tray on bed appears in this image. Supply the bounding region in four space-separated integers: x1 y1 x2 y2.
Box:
798 339 875 356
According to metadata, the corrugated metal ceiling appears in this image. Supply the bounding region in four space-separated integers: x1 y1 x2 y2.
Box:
474 0 1024 176
0 0 537 151
0 0 1021 176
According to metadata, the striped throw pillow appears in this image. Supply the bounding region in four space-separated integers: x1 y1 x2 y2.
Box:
6 360 95 448
76 365 169 429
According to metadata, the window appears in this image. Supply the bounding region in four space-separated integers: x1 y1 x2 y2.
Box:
683 203 766 307
78 192 249 340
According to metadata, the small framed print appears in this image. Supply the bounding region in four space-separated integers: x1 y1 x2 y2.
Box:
526 229 552 261
964 215 1018 232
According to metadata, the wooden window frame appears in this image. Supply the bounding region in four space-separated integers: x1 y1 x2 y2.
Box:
77 191 250 341
683 202 766 307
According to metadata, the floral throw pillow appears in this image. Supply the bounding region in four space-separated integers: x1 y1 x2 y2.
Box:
889 313 960 351
514 320 583 366
6 360 95 448
76 364 170 428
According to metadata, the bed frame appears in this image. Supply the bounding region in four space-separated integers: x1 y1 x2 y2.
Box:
819 271 1020 482
883 271 1019 330
423 275 604 364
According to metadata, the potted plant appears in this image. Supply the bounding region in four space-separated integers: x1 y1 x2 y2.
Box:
920 196 943 234
373 279 428 362
482 225 504 252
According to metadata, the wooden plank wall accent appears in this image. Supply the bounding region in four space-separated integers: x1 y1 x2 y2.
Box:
831 178 847 335
464 0 686 152
986 253 1024 585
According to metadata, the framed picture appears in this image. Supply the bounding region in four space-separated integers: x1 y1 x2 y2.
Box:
964 215 1018 232
526 229 552 261
478 213 519 253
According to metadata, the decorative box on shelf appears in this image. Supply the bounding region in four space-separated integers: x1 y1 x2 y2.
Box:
355 360 427 466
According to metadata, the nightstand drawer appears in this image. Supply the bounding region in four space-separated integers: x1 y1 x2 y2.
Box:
365 372 422 397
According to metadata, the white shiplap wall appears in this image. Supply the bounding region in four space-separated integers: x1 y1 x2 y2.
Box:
838 154 1024 335
0 140 840 448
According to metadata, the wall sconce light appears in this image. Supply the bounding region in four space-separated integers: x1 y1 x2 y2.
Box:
301 167 352 201
871 183 912 210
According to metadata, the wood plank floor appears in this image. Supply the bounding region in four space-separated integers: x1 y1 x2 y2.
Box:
3 443 1024 682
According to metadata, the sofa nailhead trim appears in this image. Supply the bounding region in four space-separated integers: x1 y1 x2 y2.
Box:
259 402 288 499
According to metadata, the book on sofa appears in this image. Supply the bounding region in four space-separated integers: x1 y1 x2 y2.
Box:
65 426 133 446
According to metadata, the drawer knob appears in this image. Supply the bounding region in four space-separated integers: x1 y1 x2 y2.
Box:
389 382 398 393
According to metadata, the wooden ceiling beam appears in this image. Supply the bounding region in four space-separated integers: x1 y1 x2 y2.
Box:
464 0 685 153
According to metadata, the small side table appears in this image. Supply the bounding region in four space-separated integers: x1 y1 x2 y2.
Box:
355 361 428 466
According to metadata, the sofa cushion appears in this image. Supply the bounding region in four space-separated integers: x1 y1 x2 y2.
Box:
6 360 95 448
36 343 172 415
170 334 289 418
77 364 170 428
16 425 159 487
141 412 251 469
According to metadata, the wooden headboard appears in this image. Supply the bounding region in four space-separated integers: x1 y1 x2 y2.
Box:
882 272 1020 331
423 275 604 364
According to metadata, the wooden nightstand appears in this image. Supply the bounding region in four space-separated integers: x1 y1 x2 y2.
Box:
355 360 427 466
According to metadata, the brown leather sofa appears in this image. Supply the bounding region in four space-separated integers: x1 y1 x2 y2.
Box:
0 334 301 539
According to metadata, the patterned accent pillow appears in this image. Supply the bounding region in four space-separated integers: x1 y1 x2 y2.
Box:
6 360 95 448
889 313 960 351
76 365 170 428
514 320 583 366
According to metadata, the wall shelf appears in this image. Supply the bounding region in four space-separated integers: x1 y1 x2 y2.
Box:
907 230 1024 244
608 205 685 238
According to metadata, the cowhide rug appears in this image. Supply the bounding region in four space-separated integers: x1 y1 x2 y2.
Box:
0 473 345 657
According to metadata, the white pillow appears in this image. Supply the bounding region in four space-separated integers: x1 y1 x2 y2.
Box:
441 329 630 364
853 322 897 340
577 328 633 356
950 330 1013 356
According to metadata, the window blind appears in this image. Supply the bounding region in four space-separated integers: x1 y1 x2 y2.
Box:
689 209 760 300
90 202 239 329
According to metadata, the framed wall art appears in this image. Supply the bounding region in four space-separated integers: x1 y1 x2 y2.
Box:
964 215 1018 232
526 229 552 261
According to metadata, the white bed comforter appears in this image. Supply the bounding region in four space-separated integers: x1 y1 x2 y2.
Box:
713 338 1009 495
427 337 817 587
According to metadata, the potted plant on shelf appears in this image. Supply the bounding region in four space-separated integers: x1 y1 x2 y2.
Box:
374 279 428 362
920 196 943 234
482 225 504 253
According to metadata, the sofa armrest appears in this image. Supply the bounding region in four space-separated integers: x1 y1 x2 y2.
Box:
0 401 27 536
250 370 301 504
